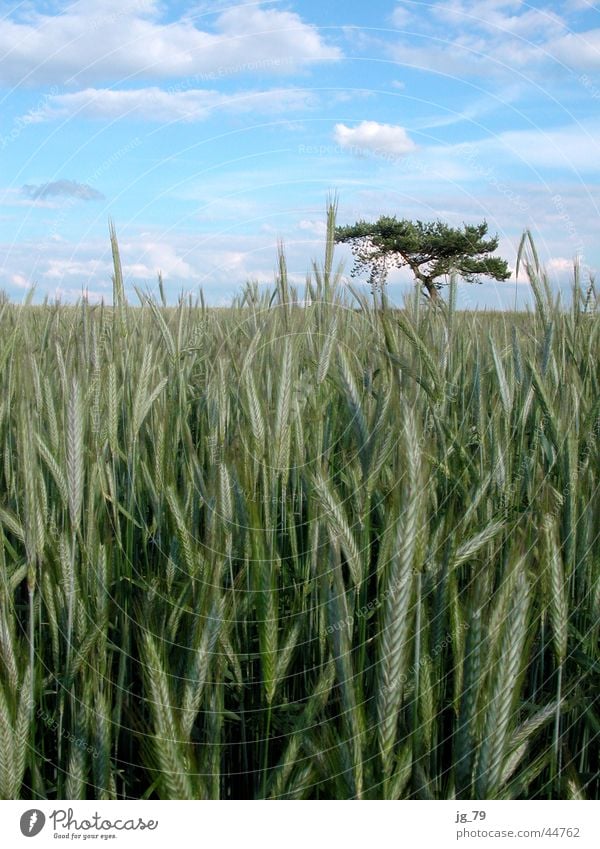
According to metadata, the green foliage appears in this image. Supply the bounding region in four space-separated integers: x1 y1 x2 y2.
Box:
0 213 598 799
335 216 511 299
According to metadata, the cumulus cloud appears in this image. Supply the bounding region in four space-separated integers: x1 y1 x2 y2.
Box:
0 1 341 86
21 180 105 201
333 121 417 158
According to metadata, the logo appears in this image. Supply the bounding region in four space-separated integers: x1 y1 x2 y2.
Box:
20 810 46 837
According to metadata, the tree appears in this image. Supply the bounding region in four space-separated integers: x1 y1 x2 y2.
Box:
335 216 511 301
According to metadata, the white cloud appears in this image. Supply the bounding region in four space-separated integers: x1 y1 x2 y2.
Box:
10 273 30 289
547 257 577 274
412 85 521 130
0 226 312 302
43 258 108 280
0 1 341 86
34 85 316 123
549 28 600 70
51 286 107 303
390 5 413 27
298 219 327 236
378 120 600 180
388 0 573 80
119 239 196 281
467 121 600 172
436 1 565 39
0 187 63 209
333 121 417 157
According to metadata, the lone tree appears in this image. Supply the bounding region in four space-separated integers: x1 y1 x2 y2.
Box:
335 216 510 301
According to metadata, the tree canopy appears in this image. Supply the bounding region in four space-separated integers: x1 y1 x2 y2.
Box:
334 216 511 300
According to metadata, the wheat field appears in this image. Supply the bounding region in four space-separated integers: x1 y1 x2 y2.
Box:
0 214 598 800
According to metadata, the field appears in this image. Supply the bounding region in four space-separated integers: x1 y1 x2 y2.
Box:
0 220 598 800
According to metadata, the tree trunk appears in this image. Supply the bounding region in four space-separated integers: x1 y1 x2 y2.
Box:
424 279 438 301
410 265 439 302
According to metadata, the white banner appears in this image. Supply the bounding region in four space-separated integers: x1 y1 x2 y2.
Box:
0 800 597 848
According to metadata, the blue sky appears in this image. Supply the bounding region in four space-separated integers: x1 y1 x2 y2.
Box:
1 0 599 306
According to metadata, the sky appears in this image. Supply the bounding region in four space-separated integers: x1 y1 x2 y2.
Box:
1 0 599 307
